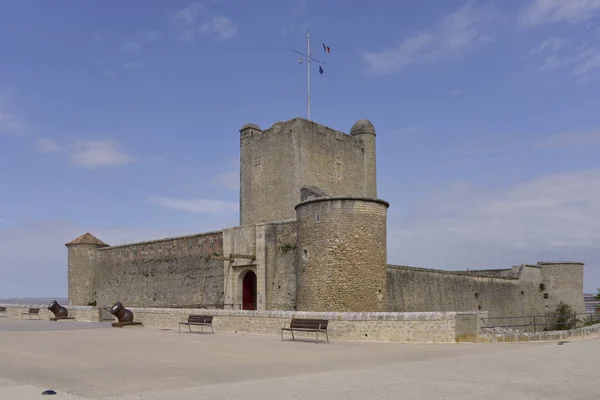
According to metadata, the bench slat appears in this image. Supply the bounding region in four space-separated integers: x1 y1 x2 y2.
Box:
290 319 328 330
187 315 213 324
281 318 330 343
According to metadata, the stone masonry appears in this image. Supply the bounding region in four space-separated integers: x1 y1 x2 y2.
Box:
295 197 389 312
66 117 586 320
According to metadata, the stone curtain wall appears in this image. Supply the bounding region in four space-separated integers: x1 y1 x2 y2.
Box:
264 220 298 310
386 265 546 319
94 232 224 309
240 118 368 226
296 197 389 312
481 322 600 342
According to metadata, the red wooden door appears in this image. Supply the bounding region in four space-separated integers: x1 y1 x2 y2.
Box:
242 271 257 310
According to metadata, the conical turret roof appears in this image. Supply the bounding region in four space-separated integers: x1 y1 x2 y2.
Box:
65 232 108 246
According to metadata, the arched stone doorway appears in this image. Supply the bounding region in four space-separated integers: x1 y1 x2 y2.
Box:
242 270 257 310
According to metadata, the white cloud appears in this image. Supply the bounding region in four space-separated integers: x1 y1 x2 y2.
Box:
535 129 600 147
148 196 238 215
292 0 307 13
122 62 140 70
281 23 310 38
0 89 24 136
0 110 21 135
531 37 568 54
70 140 136 168
388 169 600 291
122 30 161 53
35 138 136 168
213 172 239 190
393 126 421 135
518 0 600 27
198 15 237 41
35 138 62 153
168 2 237 42
531 36 600 77
362 2 496 74
211 158 239 190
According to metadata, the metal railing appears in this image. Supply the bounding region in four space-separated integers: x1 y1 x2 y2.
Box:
481 312 600 333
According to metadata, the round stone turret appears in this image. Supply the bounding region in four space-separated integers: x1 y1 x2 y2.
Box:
240 123 261 133
350 119 377 198
295 196 389 312
350 119 376 136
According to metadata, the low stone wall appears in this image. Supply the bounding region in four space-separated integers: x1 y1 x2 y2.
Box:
480 322 600 343
0 304 99 322
0 304 488 343
127 308 469 343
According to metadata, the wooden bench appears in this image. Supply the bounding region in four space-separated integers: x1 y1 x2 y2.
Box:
21 308 40 319
0 306 7 317
281 319 329 343
179 315 214 334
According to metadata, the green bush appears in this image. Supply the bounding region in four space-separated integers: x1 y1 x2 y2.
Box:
546 302 578 331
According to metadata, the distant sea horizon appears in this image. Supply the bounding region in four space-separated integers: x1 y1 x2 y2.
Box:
0 297 68 305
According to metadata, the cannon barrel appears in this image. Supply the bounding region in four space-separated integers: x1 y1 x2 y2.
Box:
47 300 69 318
109 302 134 323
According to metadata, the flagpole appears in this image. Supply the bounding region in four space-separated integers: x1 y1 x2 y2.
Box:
307 29 311 121
292 30 328 121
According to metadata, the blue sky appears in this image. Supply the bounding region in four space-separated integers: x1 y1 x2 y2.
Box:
1 0 600 298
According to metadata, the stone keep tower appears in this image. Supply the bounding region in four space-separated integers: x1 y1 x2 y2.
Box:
65 233 108 306
239 117 379 226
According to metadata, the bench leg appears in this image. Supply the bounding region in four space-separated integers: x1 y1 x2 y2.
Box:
201 325 204 334
325 331 329 343
316 331 319 343
210 324 214 334
189 324 192 333
291 330 295 341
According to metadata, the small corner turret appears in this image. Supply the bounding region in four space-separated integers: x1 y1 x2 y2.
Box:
66 232 108 306
350 119 377 198
350 119 376 137
65 232 109 247
239 123 262 139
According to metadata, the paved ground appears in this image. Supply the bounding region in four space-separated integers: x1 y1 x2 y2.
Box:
0 317 598 399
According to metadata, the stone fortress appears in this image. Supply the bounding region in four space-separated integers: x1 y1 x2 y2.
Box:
66 117 586 320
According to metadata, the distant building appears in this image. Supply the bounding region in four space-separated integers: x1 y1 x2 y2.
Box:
584 293 600 314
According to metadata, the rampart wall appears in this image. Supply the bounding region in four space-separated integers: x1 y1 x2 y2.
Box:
93 231 224 308
386 265 547 318
0 304 488 343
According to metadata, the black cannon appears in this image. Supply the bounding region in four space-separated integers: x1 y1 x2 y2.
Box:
109 302 142 328
47 301 74 321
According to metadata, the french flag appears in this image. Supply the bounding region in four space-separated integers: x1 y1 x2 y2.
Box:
323 43 331 53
